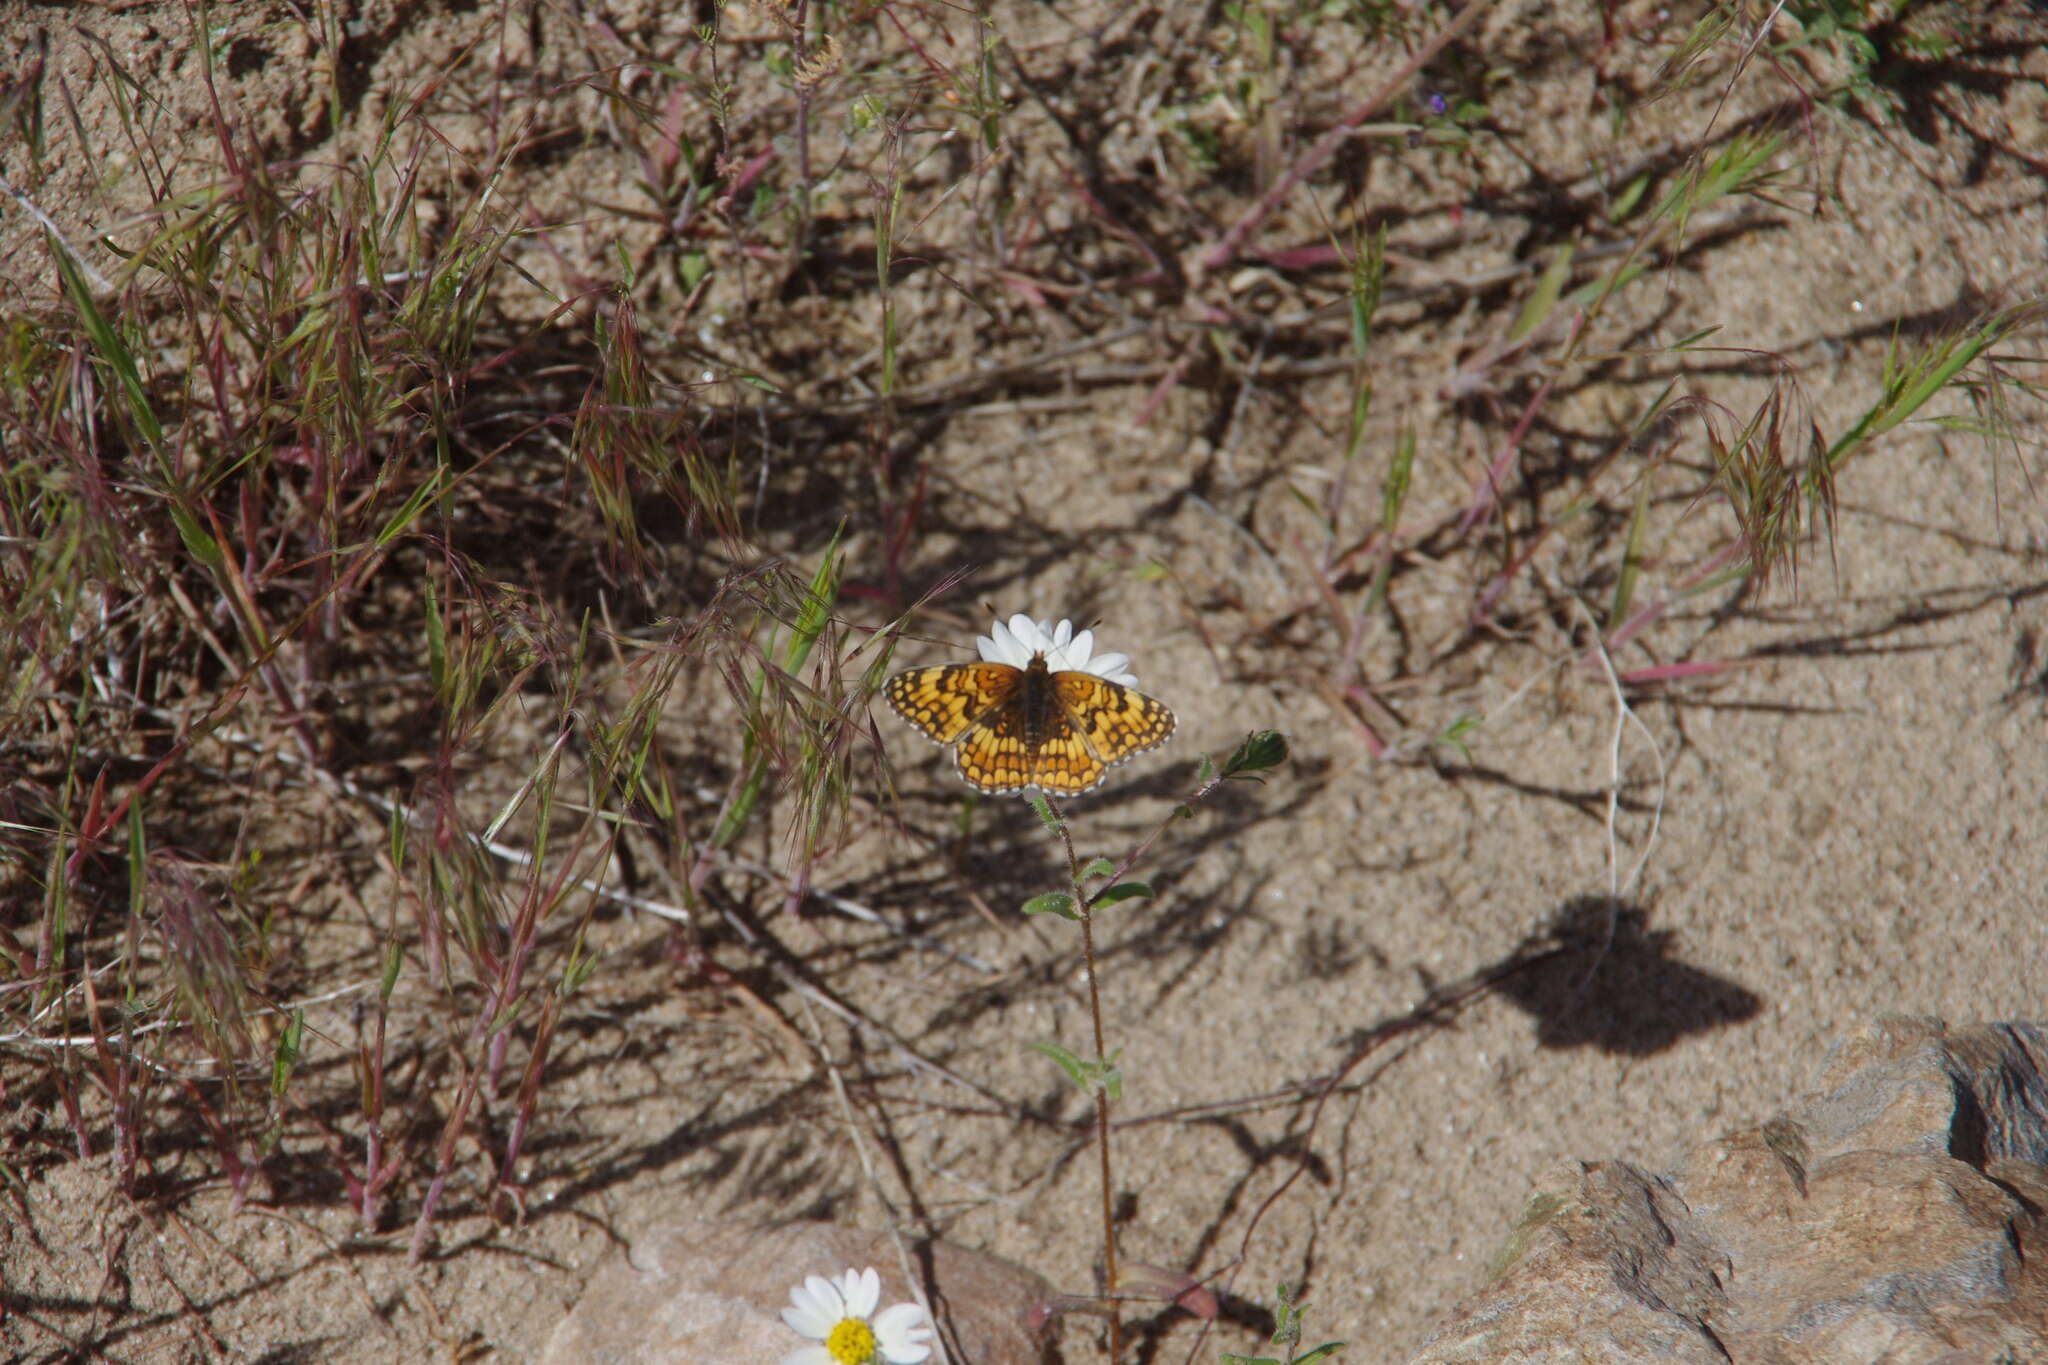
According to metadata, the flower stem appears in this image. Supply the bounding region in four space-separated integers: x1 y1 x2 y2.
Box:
1048 799 1121 1362
1079 909 1120 1362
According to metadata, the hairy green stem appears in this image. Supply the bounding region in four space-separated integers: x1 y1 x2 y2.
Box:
1049 799 1121 1361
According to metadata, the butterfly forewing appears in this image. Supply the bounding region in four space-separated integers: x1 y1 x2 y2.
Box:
1052 671 1176 766
885 662 1022 745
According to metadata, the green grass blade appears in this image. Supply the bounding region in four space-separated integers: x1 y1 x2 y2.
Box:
1509 242 1576 344
48 232 162 450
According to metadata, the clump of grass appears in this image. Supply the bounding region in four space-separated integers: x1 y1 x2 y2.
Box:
0 8 894 1261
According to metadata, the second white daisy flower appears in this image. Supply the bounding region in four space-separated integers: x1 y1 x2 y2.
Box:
780 1266 933 1365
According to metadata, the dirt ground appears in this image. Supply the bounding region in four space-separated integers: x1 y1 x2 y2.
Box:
4 1 2048 1363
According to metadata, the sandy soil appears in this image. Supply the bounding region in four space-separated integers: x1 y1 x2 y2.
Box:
4 1 2047 1362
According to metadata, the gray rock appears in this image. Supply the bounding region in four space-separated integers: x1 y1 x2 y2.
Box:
1409 1017 2048 1364
544 1219 1053 1365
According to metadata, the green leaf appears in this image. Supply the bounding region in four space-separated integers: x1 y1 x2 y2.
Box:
270 1008 305 1099
711 528 841 853
1293 1344 1347 1365
1365 427 1417 615
1091 881 1153 907
1654 129 1782 221
1026 791 1060 830
168 503 223 569
1222 730 1288 779
1434 713 1480 762
784 523 843 674
561 936 598 994
1033 1042 1122 1098
1824 306 2019 473
1022 892 1079 920
1609 476 1652 629
1380 427 1416 534
1508 242 1575 343
49 231 163 449
1608 170 1651 221
1081 857 1115 881
713 765 767 848
1568 260 1645 307
1345 222 1388 360
850 92 888 134
423 578 447 696
375 466 448 547
1033 1040 1089 1091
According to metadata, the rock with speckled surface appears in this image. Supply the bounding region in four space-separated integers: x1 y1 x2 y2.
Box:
1408 1017 2048 1364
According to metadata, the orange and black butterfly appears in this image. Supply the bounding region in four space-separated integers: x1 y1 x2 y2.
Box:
886 652 1175 795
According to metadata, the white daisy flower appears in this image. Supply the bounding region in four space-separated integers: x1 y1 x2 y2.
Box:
780 1266 933 1365
977 613 1139 687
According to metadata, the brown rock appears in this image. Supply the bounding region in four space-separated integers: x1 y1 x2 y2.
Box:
542 1220 1053 1365
1409 1017 2048 1364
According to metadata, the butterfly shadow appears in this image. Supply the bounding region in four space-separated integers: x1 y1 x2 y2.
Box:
1489 895 1764 1056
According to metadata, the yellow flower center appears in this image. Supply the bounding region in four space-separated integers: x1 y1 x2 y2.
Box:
825 1317 877 1364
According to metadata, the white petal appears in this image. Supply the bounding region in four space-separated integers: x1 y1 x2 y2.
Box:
1087 651 1132 681
1005 614 1056 655
1050 619 1073 648
841 1266 881 1319
873 1301 930 1341
1065 627 1095 664
783 1276 842 1337
781 1347 834 1365
810 1273 848 1319
780 1302 829 1340
986 619 1031 666
874 1301 933 1363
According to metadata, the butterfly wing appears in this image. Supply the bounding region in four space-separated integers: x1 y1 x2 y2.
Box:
1026 699 1110 795
952 697 1041 793
885 663 1021 745
1052 672 1176 771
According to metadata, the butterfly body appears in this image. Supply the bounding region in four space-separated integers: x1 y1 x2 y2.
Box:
885 651 1175 795
1015 654 1061 749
